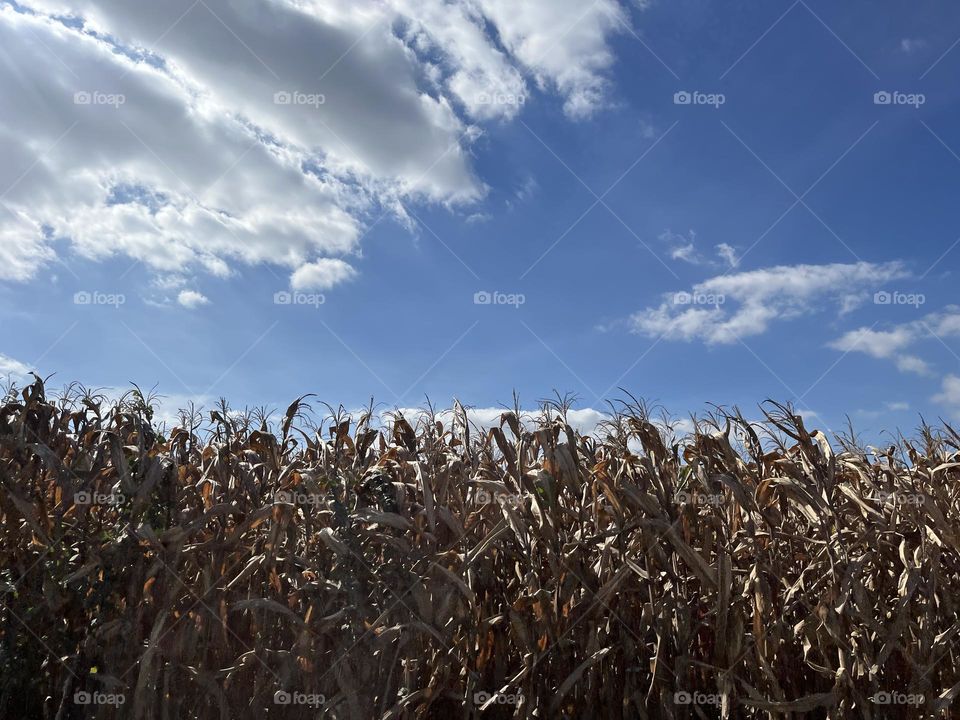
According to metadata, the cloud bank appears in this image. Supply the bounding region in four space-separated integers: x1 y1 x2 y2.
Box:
0 0 631 290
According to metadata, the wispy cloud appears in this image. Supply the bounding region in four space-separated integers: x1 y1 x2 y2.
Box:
828 306 960 375
0 353 30 381
900 38 927 54
630 261 908 345
657 230 740 269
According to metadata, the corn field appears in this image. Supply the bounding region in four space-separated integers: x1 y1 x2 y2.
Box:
1 375 959 719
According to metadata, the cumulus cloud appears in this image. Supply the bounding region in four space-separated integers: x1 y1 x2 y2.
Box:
630 261 908 345
0 5 366 289
0 0 633 292
290 258 358 292
177 290 210 309
828 305 960 375
473 0 628 119
827 327 929 375
934 375 960 412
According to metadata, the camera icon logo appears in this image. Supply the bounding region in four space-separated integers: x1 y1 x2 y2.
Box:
474 291 492 305
274 291 292 305
673 91 692 105
874 91 892 105
874 290 891 304
74 91 91 105
74 291 92 305
274 690 292 705
473 691 491 705
275 490 294 504
674 691 693 705
274 91 292 105
673 291 692 305
74 491 92 505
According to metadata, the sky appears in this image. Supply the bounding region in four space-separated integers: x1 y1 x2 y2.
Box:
1 0 959 438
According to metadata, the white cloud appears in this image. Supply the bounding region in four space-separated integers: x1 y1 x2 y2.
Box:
900 38 926 54
637 115 657 139
515 177 539 203
0 353 30 381
828 305 960 375
153 275 188 291
0 5 368 287
391 0 527 122
630 261 908 345
659 229 700 264
934 375 960 414
290 258 357 291
474 0 628 119
393 405 698 440
670 243 698 263
177 290 210 309
657 230 739 270
715 243 738 269
465 212 492 224
395 406 611 435
929 310 960 336
0 0 632 289
894 355 932 375
885 401 909 411
828 327 915 359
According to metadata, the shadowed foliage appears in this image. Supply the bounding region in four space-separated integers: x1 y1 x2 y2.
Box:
1 376 959 719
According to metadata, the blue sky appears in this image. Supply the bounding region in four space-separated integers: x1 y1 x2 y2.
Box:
1 0 959 436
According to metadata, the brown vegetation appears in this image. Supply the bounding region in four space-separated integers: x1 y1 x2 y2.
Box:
1 376 959 718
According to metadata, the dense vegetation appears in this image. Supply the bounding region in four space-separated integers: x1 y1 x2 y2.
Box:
1 376 959 718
